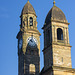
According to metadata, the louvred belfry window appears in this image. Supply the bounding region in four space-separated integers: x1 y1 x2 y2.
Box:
30 17 33 26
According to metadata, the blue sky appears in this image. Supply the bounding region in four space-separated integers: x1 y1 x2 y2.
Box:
0 0 75 75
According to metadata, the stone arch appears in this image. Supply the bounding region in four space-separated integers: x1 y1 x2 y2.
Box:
57 28 63 40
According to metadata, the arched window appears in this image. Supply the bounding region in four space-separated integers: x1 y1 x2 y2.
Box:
30 17 33 26
57 28 63 40
29 64 35 74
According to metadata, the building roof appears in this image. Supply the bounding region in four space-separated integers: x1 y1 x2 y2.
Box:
45 5 66 24
21 1 36 16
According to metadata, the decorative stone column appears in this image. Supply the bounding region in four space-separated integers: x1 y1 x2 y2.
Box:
67 28 69 44
22 33 27 54
54 26 57 42
52 25 54 42
64 28 67 44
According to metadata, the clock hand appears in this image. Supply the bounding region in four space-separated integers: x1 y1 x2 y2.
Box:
30 39 33 42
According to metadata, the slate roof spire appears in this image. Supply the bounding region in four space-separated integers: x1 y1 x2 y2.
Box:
21 0 36 16
45 1 67 25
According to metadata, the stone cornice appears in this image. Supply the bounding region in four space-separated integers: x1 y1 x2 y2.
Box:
22 29 41 36
51 19 70 25
40 66 75 74
42 19 70 29
17 29 41 39
52 42 72 47
53 66 75 73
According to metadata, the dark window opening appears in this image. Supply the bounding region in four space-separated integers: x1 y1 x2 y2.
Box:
57 28 63 40
30 17 33 26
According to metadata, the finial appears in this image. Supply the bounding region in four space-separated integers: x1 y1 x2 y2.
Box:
27 0 29 2
53 0 56 6
27 0 29 3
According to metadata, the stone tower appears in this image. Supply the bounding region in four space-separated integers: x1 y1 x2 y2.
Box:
16 1 41 75
40 1 75 75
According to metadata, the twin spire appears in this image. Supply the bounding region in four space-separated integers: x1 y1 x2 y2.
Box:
27 0 56 6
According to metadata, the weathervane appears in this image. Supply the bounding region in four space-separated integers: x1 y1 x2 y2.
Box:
53 0 56 6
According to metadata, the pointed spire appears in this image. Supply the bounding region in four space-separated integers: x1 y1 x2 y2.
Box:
27 0 29 2
53 0 56 6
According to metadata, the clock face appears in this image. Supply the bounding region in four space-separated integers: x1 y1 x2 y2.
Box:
27 36 37 48
19 38 23 49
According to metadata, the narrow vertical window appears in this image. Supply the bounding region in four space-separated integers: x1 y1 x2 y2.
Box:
57 28 63 40
30 17 33 26
29 64 35 74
